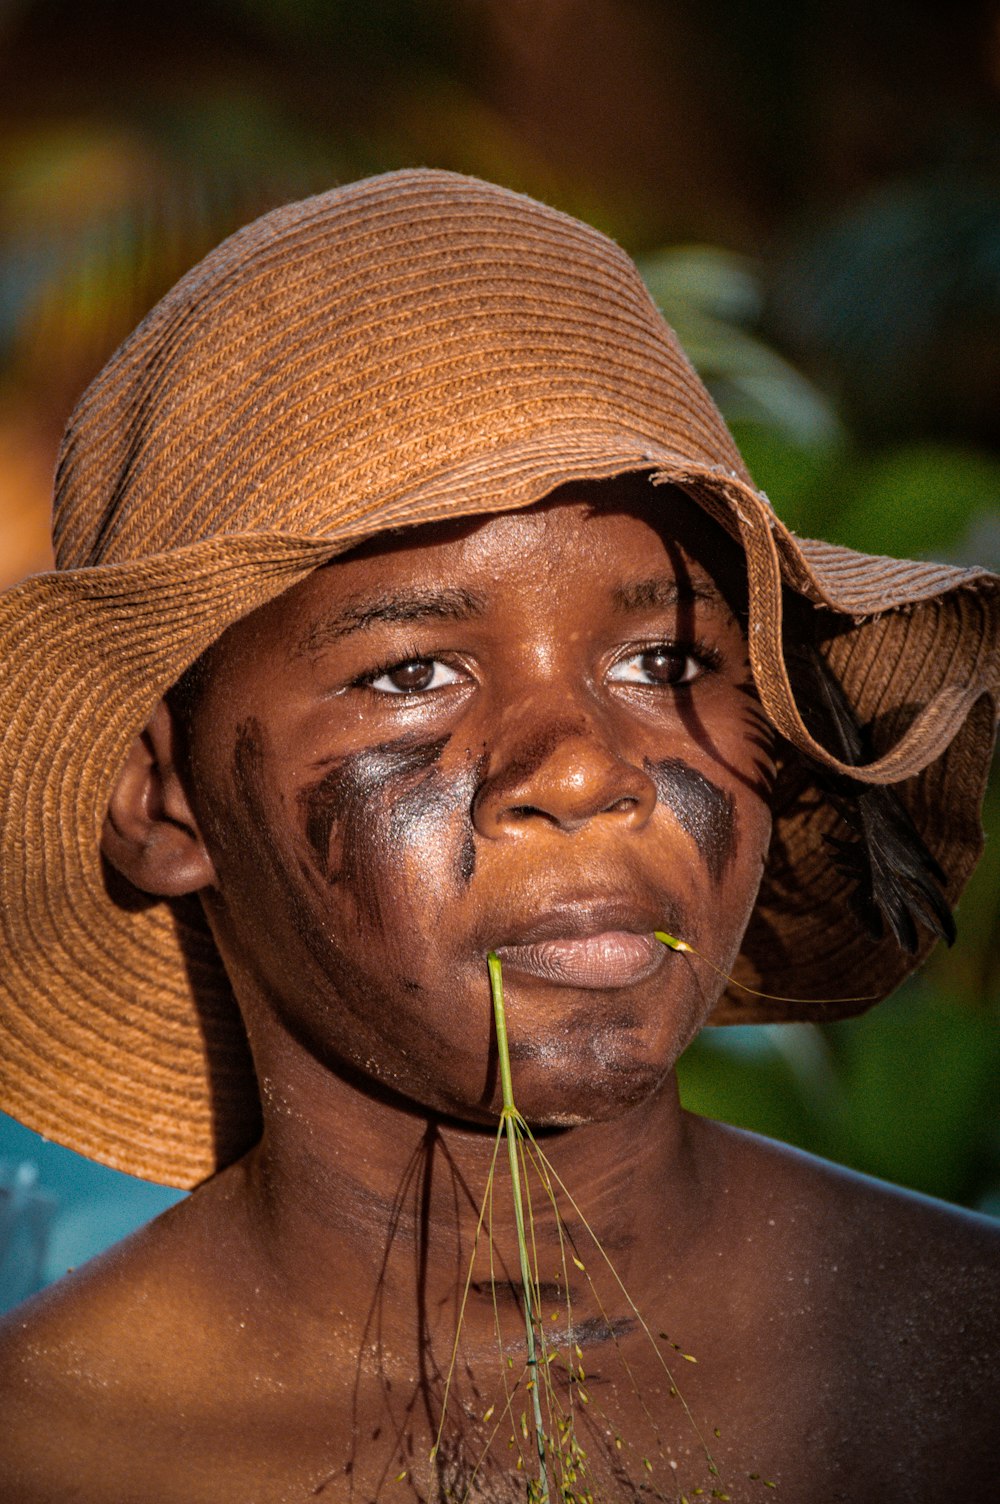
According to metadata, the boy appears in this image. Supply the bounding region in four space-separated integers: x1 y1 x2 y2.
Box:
0 169 996 1502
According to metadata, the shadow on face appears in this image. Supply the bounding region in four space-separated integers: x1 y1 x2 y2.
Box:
156 475 775 1129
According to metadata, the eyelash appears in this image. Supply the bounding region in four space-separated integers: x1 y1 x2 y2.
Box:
353 638 722 695
353 647 462 690
607 637 722 690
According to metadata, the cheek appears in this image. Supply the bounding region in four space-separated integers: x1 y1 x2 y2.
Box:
219 719 353 958
644 707 773 954
211 722 493 1101
644 756 738 884
296 735 483 931
713 780 773 976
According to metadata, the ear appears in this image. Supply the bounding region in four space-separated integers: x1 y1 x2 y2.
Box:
101 700 219 897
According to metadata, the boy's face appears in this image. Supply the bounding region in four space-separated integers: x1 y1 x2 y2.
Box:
183 480 774 1127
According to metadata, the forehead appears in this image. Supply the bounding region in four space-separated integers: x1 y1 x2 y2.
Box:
293 479 746 637
192 480 748 690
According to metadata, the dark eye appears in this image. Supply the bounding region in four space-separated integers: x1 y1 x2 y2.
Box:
368 658 462 694
608 647 704 687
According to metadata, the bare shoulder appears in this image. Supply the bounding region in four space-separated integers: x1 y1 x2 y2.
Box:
0 1178 264 1502
705 1113 999 1262
0 1177 227 1370
696 1114 999 1337
686 1114 1000 1491
0 1197 192 1498
0 1167 358 1503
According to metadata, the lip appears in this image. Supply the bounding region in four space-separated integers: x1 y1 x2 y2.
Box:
494 928 668 990
491 897 667 948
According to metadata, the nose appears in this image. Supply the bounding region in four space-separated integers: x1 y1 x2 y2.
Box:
471 717 658 838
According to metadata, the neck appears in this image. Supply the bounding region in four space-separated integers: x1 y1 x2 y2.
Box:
231 1013 710 1369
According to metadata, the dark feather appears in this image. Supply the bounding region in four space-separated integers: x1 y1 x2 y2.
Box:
789 644 956 954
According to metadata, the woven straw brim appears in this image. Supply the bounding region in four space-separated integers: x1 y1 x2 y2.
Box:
1 443 996 1187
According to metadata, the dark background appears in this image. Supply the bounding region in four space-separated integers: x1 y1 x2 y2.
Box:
1 0 997 1307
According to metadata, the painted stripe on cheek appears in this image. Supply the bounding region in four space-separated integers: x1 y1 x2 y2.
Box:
297 736 450 924
644 755 737 883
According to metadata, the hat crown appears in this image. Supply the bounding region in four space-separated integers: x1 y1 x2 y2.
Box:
52 168 747 570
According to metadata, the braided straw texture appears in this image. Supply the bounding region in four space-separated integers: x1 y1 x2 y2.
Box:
1 169 997 1185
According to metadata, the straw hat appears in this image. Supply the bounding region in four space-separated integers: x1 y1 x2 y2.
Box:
0 169 996 1188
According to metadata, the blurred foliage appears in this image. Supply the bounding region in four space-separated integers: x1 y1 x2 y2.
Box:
637 247 841 448
772 169 1000 448
0 0 996 1232
0 114 341 407
679 983 1000 1210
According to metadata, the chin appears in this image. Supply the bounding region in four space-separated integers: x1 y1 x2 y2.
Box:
502 1052 671 1129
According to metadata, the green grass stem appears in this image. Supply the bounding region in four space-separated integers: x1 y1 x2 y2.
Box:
431 948 760 1501
654 930 877 1005
489 950 551 1503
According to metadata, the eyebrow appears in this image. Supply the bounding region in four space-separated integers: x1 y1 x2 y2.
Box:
612 576 731 615
294 586 487 657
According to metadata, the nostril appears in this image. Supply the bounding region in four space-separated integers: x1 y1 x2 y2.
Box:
471 726 659 837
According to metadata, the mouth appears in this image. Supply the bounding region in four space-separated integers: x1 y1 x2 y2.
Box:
494 930 667 989
491 900 671 990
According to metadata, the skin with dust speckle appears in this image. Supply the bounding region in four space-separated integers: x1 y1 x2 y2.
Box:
1 478 996 1504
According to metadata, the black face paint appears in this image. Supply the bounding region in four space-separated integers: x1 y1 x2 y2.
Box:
457 749 490 886
298 735 450 925
229 719 364 990
457 832 475 883
645 756 737 883
229 720 465 1099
